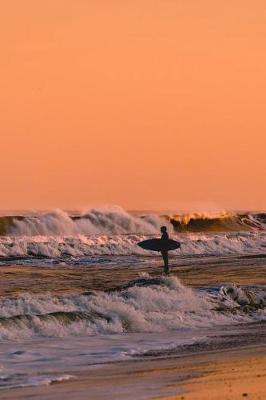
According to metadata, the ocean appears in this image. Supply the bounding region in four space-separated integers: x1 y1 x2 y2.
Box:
0 206 265 396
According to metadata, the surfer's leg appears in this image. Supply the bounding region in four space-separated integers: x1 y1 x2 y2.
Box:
165 251 169 275
161 251 169 275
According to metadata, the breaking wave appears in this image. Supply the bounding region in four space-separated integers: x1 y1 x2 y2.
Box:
0 276 265 340
0 207 170 236
168 211 266 232
0 207 265 259
0 208 265 237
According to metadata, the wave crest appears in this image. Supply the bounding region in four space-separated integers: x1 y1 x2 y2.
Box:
0 208 265 237
0 276 265 340
167 211 265 232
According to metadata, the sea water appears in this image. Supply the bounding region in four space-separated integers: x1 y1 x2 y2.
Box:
0 206 265 391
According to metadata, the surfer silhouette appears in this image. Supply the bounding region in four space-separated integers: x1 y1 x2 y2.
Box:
137 228 180 274
160 226 169 275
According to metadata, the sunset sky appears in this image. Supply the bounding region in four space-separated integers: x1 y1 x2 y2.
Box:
1 1 266 210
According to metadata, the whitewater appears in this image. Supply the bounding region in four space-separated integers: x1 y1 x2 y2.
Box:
0 206 265 261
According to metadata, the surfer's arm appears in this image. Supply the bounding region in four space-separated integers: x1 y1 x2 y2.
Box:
161 232 169 240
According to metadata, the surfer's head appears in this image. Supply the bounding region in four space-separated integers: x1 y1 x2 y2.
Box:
160 226 167 233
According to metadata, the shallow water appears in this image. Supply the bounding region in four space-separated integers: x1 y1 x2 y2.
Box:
0 264 265 390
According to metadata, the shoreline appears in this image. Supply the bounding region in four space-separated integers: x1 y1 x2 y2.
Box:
0 342 265 399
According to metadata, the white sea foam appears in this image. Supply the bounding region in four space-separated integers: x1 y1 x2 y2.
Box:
0 231 265 259
0 372 73 390
10 207 172 236
0 276 265 340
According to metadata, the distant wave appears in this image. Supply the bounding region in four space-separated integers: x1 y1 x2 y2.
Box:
0 276 265 340
167 212 266 232
0 207 265 259
0 208 169 236
0 207 265 236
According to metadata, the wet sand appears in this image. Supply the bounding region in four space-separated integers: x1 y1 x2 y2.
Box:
0 341 265 399
0 254 266 296
166 347 266 400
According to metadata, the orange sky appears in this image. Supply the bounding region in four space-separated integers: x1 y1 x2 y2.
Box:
1 1 266 210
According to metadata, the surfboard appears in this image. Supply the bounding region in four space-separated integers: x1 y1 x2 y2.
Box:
137 238 181 252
